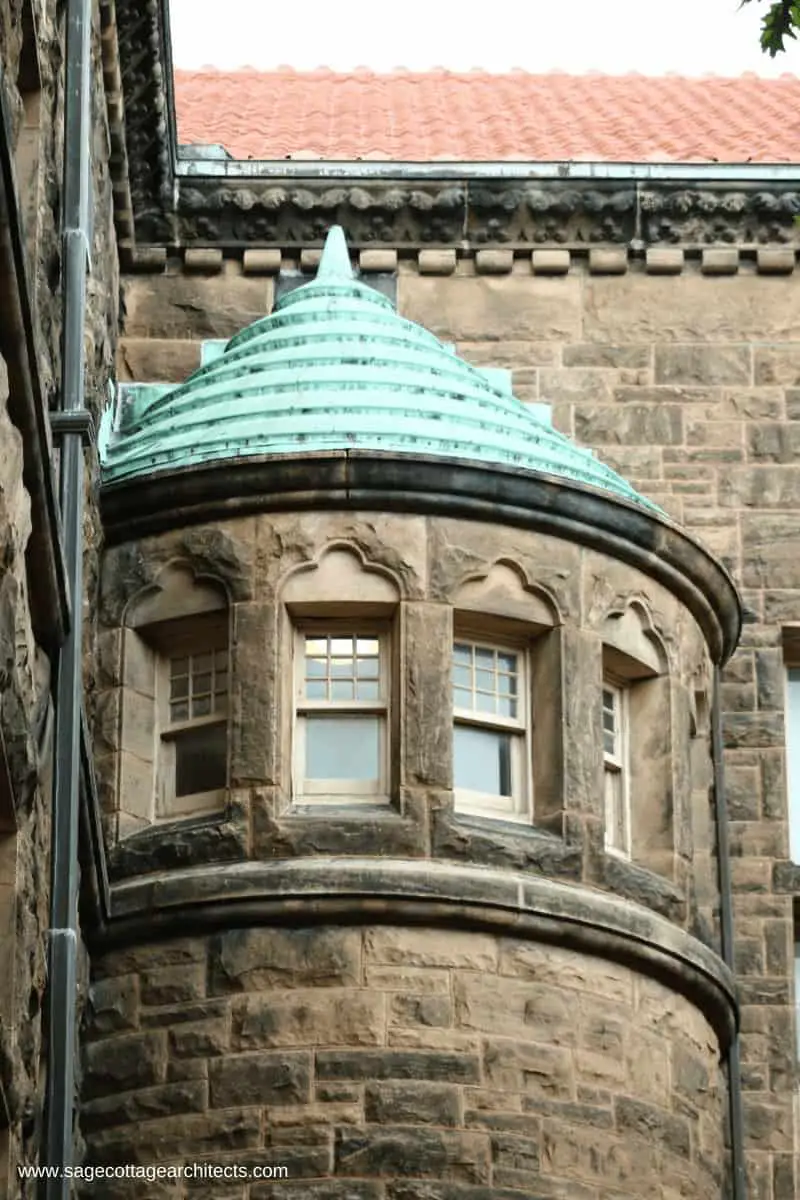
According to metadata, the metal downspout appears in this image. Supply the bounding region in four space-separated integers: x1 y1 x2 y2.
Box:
41 0 92 1194
712 663 747 1200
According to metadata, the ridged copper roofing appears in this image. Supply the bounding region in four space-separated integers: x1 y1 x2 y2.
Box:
101 228 655 512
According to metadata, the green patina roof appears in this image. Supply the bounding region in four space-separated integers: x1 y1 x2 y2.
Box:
101 227 657 513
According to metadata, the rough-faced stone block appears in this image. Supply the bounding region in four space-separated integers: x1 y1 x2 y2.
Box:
118 337 203 384
122 272 269 339
398 275 582 342
316 1049 481 1083
584 274 800 342
364 927 498 972
81 1080 208 1132
211 927 362 992
574 404 683 446
83 1030 167 1099
230 989 386 1049
169 1017 231 1059
655 344 751 386
86 975 140 1037
208 1051 311 1108
365 1080 460 1126
334 1126 490 1183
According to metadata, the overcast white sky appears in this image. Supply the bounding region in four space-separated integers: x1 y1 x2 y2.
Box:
169 0 797 75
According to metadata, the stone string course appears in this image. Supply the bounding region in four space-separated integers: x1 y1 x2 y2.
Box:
82 925 724 1200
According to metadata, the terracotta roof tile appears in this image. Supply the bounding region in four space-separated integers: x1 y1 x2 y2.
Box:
174 69 800 163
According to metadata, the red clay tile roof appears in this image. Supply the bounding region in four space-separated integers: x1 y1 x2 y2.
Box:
173 68 800 163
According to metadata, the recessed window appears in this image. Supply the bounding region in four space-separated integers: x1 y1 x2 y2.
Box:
452 640 529 819
293 629 389 804
157 623 229 815
786 665 800 863
603 681 630 858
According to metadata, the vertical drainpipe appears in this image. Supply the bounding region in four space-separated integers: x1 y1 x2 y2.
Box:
712 664 748 1199
40 0 92 1194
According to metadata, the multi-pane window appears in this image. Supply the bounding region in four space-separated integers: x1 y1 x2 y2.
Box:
294 630 389 803
603 681 630 857
786 665 800 863
452 640 529 819
158 631 229 814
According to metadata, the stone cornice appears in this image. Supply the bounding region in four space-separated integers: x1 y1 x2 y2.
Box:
111 4 800 253
100 450 742 664
90 856 739 1052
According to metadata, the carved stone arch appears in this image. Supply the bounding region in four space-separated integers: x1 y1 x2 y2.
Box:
452 558 560 631
124 561 229 629
280 542 401 613
113 562 231 836
601 598 669 679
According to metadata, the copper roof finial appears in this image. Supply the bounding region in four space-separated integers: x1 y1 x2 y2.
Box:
315 225 354 281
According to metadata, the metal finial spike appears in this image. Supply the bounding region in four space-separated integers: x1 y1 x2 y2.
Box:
316 226 354 281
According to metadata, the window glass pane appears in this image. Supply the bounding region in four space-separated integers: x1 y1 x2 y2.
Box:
355 679 380 701
305 715 380 782
175 723 227 797
303 632 383 702
331 680 355 701
451 641 519 719
787 668 800 862
454 724 513 797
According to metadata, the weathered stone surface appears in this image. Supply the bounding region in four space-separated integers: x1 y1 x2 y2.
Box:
122 271 268 339
81 1080 207 1132
83 1031 167 1099
655 345 751 386
365 1081 461 1126
584 275 800 342
574 404 683 445
211 928 362 991
334 1126 490 1182
316 1050 481 1083
117 337 202 383
208 1051 311 1107
231 990 386 1049
86 975 140 1037
399 276 582 341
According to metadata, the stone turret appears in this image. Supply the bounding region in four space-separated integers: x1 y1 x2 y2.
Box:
86 228 740 1198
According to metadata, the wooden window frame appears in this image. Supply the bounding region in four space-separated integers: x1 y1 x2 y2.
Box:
602 677 631 858
452 636 532 821
292 621 391 805
154 614 229 818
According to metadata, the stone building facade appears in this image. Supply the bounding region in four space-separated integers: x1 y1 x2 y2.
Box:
1 2 800 1198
